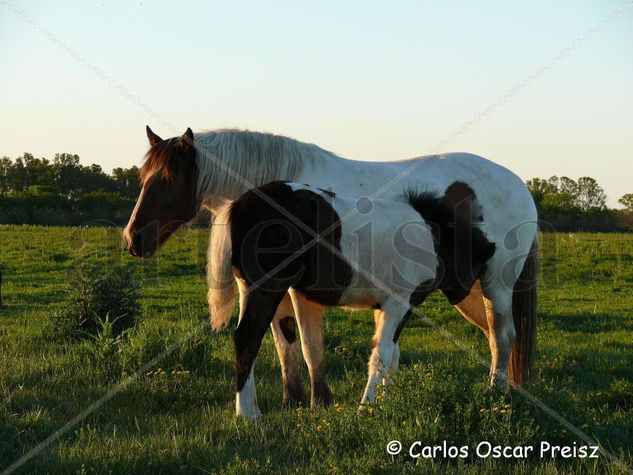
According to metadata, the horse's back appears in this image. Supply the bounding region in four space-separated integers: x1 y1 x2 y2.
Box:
405 153 535 222
302 151 536 253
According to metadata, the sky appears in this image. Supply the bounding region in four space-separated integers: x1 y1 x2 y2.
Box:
1 1 632 206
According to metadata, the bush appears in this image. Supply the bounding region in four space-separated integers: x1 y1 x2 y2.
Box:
48 262 140 340
87 314 126 381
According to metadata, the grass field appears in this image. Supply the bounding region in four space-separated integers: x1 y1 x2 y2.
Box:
0 225 632 474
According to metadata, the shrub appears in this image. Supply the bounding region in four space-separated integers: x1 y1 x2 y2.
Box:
87 314 126 381
48 262 140 340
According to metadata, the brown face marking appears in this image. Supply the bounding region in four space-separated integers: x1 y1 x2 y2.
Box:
123 127 200 258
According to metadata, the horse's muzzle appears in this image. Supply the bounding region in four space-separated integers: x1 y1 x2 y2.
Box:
124 226 147 258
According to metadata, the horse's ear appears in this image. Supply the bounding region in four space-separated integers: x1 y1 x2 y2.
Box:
146 126 163 146
180 127 194 150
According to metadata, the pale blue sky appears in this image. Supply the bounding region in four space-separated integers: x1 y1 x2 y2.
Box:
1 1 631 206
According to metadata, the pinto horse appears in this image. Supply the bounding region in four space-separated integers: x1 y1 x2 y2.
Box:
124 126 538 410
209 181 496 419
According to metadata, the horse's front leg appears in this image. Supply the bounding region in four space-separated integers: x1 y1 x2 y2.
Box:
234 288 286 420
374 309 401 376
361 299 410 406
270 294 306 407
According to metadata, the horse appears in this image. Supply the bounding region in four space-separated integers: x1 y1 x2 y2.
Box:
123 126 538 410
208 180 497 419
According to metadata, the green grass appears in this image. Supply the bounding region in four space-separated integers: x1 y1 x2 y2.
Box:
0 225 632 474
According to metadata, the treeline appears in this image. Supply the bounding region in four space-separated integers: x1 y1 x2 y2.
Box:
527 176 632 232
0 153 139 225
0 153 631 231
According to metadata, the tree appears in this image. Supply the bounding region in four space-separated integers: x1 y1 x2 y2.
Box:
111 166 140 198
576 177 607 212
10 156 27 192
0 157 12 193
559 176 579 198
0 153 141 226
526 177 558 208
526 175 618 231
527 176 579 215
52 153 82 197
619 193 633 211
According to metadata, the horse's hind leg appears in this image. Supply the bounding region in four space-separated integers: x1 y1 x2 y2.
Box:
234 288 286 420
361 299 410 405
454 279 489 336
270 294 305 407
288 290 332 408
482 281 515 388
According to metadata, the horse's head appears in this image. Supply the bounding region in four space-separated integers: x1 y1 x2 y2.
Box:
123 126 200 258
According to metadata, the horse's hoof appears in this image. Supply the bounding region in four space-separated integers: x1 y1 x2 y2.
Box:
283 384 306 408
357 402 375 414
489 374 510 389
311 383 333 408
282 397 305 409
311 397 333 409
236 408 262 421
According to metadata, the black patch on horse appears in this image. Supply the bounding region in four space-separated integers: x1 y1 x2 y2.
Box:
229 182 353 394
229 181 353 306
278 316 297 344
233 290 286 392
442 181 484 223
393 310 413 343
392 278 435 343
408 278 437 307
405 183 495 305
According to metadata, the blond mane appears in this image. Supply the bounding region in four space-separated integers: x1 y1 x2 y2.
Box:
193 129 340 200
